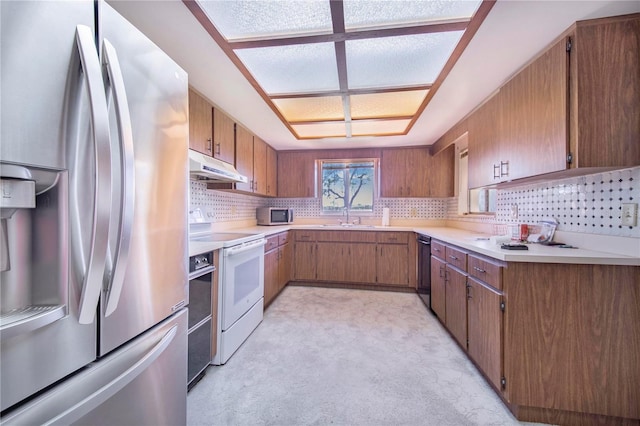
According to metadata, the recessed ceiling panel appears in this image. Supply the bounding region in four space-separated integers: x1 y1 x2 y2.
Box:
351 119 411 136
292 122 347 138
343 0 482 30
345 32 464 89
235 43 340 94
197 0 333 40
350 90 428 119
273 96 345 122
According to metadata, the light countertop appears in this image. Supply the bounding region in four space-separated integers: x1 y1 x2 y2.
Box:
189 224 640 266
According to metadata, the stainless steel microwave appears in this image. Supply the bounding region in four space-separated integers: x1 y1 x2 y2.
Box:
257 207 294 225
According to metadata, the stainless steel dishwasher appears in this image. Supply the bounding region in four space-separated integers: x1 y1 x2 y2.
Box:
417 235 432 310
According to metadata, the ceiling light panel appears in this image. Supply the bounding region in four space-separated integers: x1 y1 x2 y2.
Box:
197 0 333 40
235 43 340 94
350 90 428 119
273 96 345 122
345 31 464 89
343 0 482 30
351 119 411 136
292 121 348 138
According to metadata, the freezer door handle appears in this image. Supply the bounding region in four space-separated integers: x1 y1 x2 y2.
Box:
102 39 135 317
1 324 179 425
75 25 113 325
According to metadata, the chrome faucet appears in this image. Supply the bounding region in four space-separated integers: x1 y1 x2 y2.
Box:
343 206 350 225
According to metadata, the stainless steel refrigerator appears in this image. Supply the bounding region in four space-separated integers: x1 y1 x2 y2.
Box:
0 0 189 424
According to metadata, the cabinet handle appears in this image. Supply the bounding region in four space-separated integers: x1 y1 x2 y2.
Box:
500 161 509 177
207 138 212 151
449 255 458 261
254 180 258 192
467 283 472 300
439 266 444 278
473 266 486 273
433 248 440 253
493 164 501 179
215 142 221 155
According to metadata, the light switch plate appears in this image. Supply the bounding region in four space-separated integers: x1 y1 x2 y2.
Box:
621 203 638 226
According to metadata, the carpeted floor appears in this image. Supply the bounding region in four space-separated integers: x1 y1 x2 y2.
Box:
187 286 547 426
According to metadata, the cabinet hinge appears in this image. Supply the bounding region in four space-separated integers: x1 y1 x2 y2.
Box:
567 152 573 164
500 300 505 312
501 376 507 390
566 38 572 52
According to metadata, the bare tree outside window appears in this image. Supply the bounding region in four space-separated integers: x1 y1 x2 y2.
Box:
321 160 375 213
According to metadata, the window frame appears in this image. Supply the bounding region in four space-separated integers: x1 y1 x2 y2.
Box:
318 158 378 216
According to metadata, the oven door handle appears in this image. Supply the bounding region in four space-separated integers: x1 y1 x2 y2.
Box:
188 265 216 281
224 239 266 257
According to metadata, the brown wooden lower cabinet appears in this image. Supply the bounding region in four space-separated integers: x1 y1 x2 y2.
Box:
291 230 415 288
502 262 640 423
467 277 503 392
445 265 468 349
377 243 409 285
264 232 292 308
430 255 446 320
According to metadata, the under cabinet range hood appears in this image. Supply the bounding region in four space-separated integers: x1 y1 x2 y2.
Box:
189 149 248 183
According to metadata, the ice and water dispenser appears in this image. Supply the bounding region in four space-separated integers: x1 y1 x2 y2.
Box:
0 163 68 339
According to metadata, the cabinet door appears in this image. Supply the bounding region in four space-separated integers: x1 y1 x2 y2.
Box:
212 107 235 164
278 242 292 291
428 145 455 197
293 242 316 280
266 145 277 197
277 151 316 197
573 16 640 168
316 242 347 282
445 266 468 350
234 125 253 192
346 243 377 283
188 88 213 156
377 244 409 285
264 248 279 307
502 38 568 181
468 93 501 189
467 277 503 391
430 256 446 321
380 149 407 197
406 147 430 197
253 136 267 195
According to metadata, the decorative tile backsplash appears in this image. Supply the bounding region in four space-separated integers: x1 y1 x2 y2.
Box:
191 166 639 238
449 166 639 238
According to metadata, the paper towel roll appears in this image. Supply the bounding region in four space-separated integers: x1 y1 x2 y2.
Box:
382 207 390 226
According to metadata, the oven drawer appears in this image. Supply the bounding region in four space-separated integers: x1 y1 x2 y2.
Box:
187 317 211 388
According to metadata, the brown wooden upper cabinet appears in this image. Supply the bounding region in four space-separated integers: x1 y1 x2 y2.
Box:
467 13 640 188
188 88 213 156
212 107 235 165
381 147 454 197
277 151 316 198
234 124 254 193
266 145 277 197
252 136 267 196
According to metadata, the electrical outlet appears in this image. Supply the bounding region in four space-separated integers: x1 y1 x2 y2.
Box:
621 203 638 226
230 205 237 215
510 204 518 219
410 207 417 217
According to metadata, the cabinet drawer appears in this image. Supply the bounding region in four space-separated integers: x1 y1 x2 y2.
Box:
445 246 467 271
376 232 408 244
431 240 446 259
295 231 316 241
468 255 502 290
265 235 279 252
316 230 377 243
278 231 290 246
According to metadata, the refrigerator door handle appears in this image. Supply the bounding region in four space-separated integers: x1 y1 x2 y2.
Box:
75 25 113 325
50 325 177 426
102 39 135 317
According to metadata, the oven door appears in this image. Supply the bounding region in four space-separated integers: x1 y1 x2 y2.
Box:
221 239 265 331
